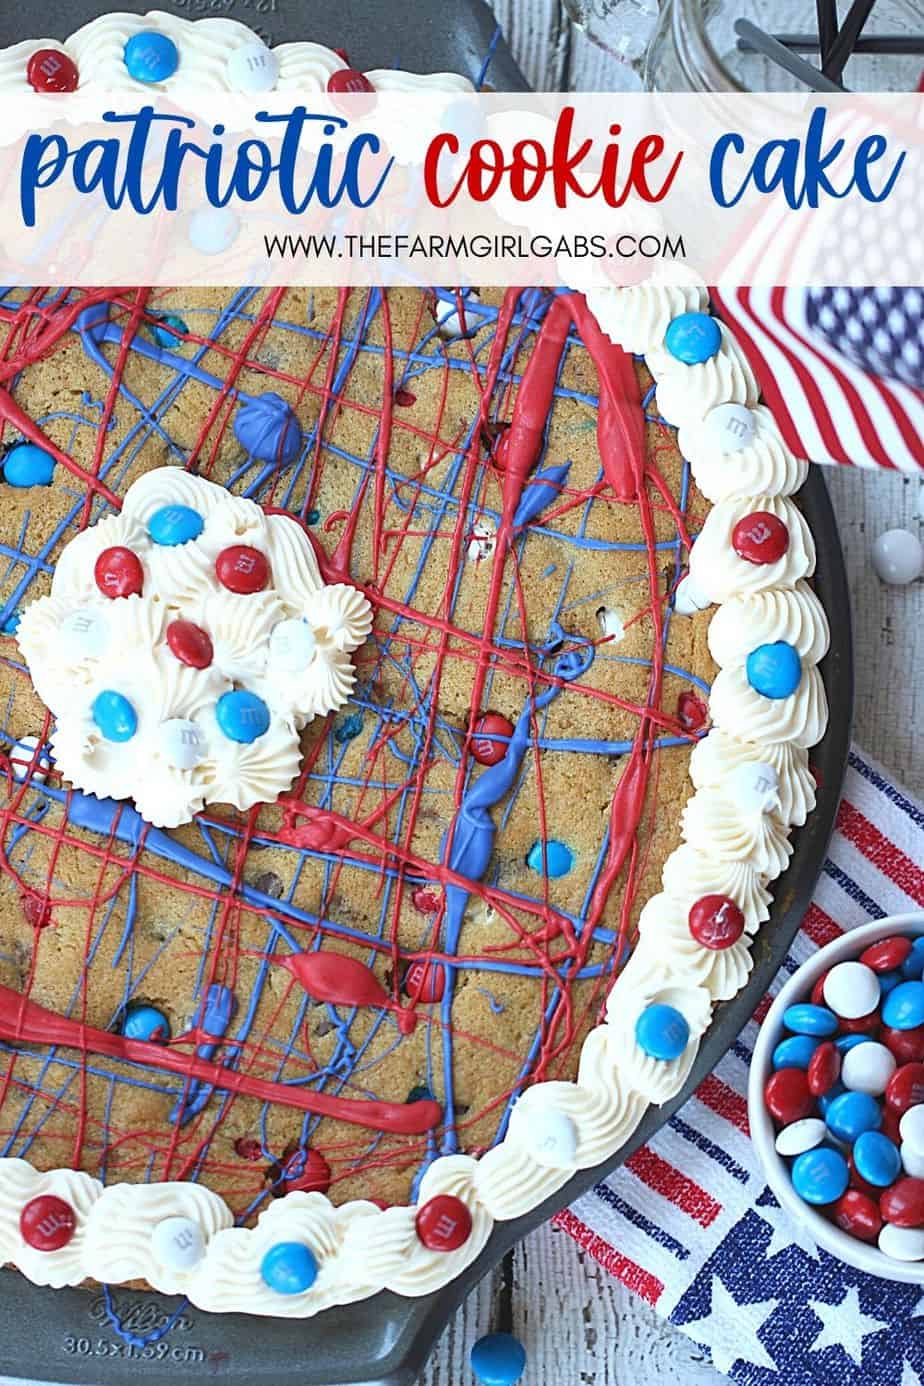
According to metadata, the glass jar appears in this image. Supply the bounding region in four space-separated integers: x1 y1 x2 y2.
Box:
645 0 923 92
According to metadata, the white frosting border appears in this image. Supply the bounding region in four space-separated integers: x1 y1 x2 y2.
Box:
0 10 475 93
0 278 829 1314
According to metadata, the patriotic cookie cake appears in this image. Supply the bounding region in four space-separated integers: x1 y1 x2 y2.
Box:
0 12 829 1325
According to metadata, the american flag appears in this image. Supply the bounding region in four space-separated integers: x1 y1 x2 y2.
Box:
713 286 924 475
559 745 924 1386
709 101 923 475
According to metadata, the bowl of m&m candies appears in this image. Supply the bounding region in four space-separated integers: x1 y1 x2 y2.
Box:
748 913 924 1281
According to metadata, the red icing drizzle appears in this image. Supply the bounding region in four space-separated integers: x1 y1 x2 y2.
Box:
0 286 701 1208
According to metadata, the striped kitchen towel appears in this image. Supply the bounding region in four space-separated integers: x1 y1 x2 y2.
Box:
559 745 924 1386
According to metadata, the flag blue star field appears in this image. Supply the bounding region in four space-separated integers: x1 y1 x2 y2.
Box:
559 747 924 1385
713 286 924 475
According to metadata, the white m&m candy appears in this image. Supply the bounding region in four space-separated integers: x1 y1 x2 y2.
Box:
726 761 781 817
528 1108 578 1168
160 718 208 770
902 1144 924 1178
60 607 109 660
871 528 923 585
227 41 278 93
9 734 51 784
151 1216 205 1272
673 572 711 615
841 1040 896 1096
268 618 317 673
703 403 756 454
879 1222 924 1262
774 1117 826 1157
899 1104 924 1153
822 961 880 1020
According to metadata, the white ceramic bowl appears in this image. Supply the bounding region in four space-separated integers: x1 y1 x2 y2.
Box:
748 911 924 1282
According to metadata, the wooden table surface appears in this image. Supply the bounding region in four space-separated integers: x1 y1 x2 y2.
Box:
421 4 924 1383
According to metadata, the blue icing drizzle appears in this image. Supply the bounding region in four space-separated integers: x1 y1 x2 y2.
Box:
0 281 713 1261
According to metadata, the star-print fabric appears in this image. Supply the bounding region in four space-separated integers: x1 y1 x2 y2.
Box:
0 286 711 1214
561 745 924 1386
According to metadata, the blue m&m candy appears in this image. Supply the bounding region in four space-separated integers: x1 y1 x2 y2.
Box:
471 1333 527 1386
817 1079 846 1117
853 1130 901 1187
901 938 924 979
3 442 55 487
782 1003 838 1037
149 314 188 348
215 689 270 744
883 980 924 1030
772 1034 818 1070
260 1242 318 1295
835 1033 873 1055
663 311 722 365
91 690 137 742
824 1089 882 1143
234 392 302 466
791 1145 849 1205
879 970 902 996
746 641 802 699
124 31 179 84
148 505 204 547
526 839 573 878
636 1003 689 1061
122 1005 170 1042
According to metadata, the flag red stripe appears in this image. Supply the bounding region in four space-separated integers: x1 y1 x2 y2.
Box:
837 799 924 904
625 1147 721 1227
801 902 844 948
552 1208 664 1305
695 1072 750 1134
710 286 810 466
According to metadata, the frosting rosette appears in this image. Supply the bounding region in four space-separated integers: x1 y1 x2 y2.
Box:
16 471 372 827
679 403 809 502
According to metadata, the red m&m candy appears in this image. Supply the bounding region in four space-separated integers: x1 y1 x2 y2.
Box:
166 619 213 669
688 895 745 950
885 1062 924 1114
327 69 375 94
677 690 708 732
94 546 143 599
731 511 789 565
20 1194 76 1251
471 713 513 767
880 1176 924 1228
830 1189 882 1244
281 1146 331 1196
807 1041 841 1098
764 1068 814 1125
215 545 269 594
415 1194 472 1251
811 970 831 1007
861 936 913 974
838 1010 880 1036
404 961 445 1003
883 1024 924 1064
27 49 79 92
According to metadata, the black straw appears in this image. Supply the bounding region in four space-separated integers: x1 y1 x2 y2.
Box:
816 0 840 67
823 0 878 80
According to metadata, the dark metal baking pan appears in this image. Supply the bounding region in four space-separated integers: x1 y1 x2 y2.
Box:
0 3 852 1384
